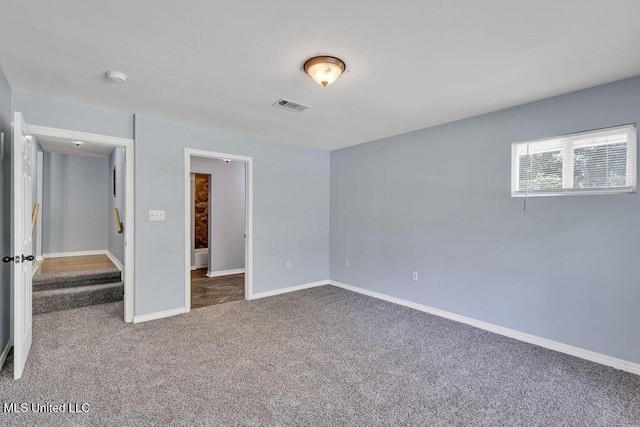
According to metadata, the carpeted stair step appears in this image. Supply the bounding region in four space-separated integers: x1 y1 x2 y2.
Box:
33 268 121 291
33 282 124 315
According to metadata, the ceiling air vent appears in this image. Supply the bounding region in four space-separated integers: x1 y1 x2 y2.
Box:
272 98 310 113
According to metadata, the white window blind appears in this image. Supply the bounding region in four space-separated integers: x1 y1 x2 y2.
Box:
511 124 637 197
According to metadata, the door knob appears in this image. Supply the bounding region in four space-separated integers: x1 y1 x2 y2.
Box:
21 255 35 262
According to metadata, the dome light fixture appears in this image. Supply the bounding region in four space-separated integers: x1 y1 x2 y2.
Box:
303 56 346 87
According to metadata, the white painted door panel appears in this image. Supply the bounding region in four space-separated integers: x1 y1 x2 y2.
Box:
12 111 33 380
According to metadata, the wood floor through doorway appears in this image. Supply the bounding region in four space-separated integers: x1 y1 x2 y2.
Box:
36 254 116 275
190 269 244 309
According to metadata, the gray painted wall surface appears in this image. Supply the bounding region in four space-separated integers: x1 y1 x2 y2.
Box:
0 68 12 354
135 115 330 316
190 175 196 267
330 76 640 364
35 150 43 259
108 147 125 264
191 157 246 272
43 152 109 254
12 92 133 139
30 141 42 258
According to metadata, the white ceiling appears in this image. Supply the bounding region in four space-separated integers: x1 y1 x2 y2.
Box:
37 135 114 158
1 1 640 151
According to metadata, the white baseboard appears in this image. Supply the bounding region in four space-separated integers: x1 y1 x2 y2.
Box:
0 339 11 370
43 250 107 258
190 266 197 271
328 280 640 376
206 268 245 278
36 256 43 262
249 280 328 300
105 251 124 271
133 307 188 324
194 249 208 269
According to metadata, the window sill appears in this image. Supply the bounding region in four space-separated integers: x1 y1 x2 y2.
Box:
511 186 636 197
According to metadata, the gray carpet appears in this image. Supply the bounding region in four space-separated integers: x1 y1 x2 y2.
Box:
33 268 123 314
1 286 638 426
33 268 121 291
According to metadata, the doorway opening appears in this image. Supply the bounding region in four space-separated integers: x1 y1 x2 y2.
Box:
184 149 253 311
28 124 135 323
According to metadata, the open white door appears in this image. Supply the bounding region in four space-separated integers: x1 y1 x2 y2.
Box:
11 111 33 379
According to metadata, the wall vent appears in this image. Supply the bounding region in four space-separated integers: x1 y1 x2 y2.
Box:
272 98 310 113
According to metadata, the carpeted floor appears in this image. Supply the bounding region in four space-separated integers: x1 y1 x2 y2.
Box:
1 286 639 426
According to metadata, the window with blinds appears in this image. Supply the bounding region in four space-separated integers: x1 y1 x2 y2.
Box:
511 124 637 197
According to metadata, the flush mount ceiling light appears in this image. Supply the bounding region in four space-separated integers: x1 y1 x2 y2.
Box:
303 56 346 87
105 70 128 83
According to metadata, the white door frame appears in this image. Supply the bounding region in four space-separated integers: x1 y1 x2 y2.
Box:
184 148 253 311
27 124 135 323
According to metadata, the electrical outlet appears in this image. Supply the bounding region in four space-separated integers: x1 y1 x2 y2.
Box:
286 261 292 269
149 210 165 221
344 259 349 267
412 271 418 281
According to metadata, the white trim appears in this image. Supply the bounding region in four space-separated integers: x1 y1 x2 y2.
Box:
43 249 107 258
0 339 11 370
133 307 188 324
29 122 135 323
248 280 328 300
328 280 640 376
31 262 39 277
184 149 254 312
106 251 124 272
206 268 245 278
28 125 134 147
193 247 207 269
36 256 43 262
512 186 635 197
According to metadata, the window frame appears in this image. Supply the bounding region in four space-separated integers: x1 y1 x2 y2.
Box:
511 124 637 197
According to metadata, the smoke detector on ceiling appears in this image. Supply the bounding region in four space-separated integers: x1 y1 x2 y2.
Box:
272 98 310 113
106 70 128 83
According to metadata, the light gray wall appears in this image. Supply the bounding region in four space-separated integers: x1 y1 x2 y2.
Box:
135 115 330 316
330 76 640 365
13 92 134 139
13 92 330 318
191 157 246 272
43 152 109 254
108 147 125 264
0 67 12 356
31 140 42 259
35 150 43 258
